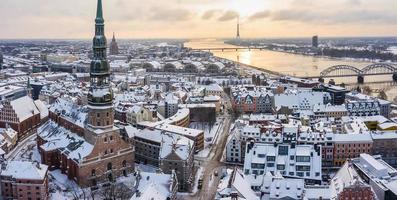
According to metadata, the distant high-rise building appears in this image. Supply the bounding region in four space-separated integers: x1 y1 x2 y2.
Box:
109 32 119 55
312 35 319 48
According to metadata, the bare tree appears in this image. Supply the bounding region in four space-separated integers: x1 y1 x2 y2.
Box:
378 90 388 100
362 86 372 95
98 183 132 200
67 184 90 200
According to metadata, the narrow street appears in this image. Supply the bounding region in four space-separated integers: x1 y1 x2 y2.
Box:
6 132 37 160
184 93 233 200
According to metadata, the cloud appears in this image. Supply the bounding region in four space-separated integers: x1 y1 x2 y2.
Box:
346 0 361 5
149 7 193 21
218 10 239 21
249 11 271 21
202 10 219 20
267 9 397 25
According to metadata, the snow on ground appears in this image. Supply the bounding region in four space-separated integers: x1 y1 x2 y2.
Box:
208 173 214 188
135 163 158 173
191 118 224 158
48 170 83 200
12 136 41 162
191 166 204 194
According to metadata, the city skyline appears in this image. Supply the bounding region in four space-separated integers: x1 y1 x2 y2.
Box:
0 0 397 39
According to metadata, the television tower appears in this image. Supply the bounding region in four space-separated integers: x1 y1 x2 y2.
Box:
236 17 240 40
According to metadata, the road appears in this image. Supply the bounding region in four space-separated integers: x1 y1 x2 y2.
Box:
184 94 233 200
6 133 36 160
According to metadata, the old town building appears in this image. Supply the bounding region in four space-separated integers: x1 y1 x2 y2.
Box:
0 161 49 200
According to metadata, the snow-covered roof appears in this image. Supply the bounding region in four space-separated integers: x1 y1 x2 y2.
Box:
217 169 259 200
38 121 93 163
34 99 49 119
333 133 373 143
1 161 48 180
49 98 87 128
130 171 174 200
10 96 40 122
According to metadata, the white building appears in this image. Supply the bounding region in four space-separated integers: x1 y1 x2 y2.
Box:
130 171 178 200
226 132 243 163
274 90 330 111
243 143 322 184
352 154 397 200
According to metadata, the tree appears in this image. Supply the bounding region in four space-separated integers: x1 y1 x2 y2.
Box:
378 90 388 100
356 86 362 93
363 86 372 95
98 183 132 200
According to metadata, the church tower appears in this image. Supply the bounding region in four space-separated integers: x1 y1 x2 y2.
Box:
80 0 134 186
87 0 114 130
109 32 119 55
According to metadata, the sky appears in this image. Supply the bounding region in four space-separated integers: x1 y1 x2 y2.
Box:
0 0 396 39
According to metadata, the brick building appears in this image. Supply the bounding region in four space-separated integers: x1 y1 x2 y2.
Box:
333 133 373 166
0 96 47 140
0 161 49 200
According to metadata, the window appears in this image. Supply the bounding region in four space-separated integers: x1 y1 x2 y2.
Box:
267 156 275 161
296 165 311 171
122 160 127 167
277 164 285 170
278 146 289 155
296 156 310 162
297 172 304 177
92 169 96 176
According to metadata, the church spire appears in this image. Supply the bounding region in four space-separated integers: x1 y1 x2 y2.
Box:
88 0 114 129
95 0 104 24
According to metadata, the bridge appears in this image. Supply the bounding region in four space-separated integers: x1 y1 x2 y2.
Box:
301 63 397 84
191 47 264 52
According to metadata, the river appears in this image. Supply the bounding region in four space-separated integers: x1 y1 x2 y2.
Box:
185 39 397 102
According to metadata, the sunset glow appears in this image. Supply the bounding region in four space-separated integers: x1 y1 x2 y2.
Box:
0 0 396 39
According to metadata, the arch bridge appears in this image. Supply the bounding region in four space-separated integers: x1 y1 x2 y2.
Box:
305 63 397 84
